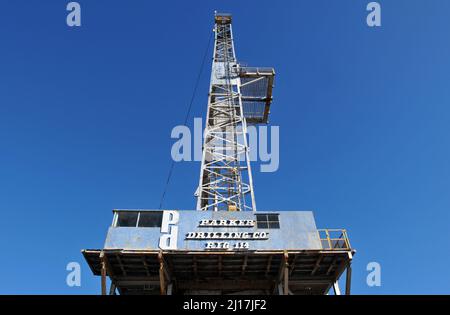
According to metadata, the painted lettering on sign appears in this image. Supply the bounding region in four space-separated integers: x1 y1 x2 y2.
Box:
186 231 268 240
159 211 179 250
205 242 249 250
186 218 273 250
199 219 255 227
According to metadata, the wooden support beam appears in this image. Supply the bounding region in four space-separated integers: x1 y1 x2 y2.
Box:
178 279 273 291
265 255 272 277
159 262 166 295
332 257 350 284
193 256 198 278
101 261 107 295
160 255 171 283
241 255 248 276
116 254 126 276
273 252 289 295
289 254 298 276
142 256 151 277
114 280 159 287
276 255 285 284
158 252 166 295
109 282 116 295
283 252 289 295
100 251 107 296
311 255 323 275
345 264 352 295
102 253 115 277
326 256 338 275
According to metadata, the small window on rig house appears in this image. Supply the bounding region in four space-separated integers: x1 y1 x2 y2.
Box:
138 212 163 228
256 213 280 229
116 212 139 227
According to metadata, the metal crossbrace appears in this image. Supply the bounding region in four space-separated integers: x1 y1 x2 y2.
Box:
196 15 256 211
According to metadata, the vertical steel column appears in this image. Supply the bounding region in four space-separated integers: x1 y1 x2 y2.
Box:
332 281 341 295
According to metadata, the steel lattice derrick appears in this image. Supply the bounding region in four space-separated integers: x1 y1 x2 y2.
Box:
196 14 256 212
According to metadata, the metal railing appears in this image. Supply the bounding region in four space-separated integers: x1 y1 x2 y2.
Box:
317 229 351 250
239 66 275 75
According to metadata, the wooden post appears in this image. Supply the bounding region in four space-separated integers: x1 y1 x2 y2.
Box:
101 261 107 296
283 252 289 295
158 251 166 295
345 264 352 295
109 282 116 295
159 263 166 295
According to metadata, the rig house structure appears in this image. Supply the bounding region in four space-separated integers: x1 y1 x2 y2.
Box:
82 13 355 295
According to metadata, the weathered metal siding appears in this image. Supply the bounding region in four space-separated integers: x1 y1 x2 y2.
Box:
104 210 322 250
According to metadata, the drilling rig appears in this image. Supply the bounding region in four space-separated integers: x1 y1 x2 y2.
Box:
83 13 354 295
196 13 274 212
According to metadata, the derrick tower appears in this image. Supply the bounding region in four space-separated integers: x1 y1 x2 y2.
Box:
196 13 274 212
82 13 354 296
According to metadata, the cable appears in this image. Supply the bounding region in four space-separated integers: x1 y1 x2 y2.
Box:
158 30 213 209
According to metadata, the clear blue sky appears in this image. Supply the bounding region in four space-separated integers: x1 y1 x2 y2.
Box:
0 0 449 294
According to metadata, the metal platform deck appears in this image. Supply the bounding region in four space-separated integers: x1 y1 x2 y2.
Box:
82 248 354 295
240 67 275 124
